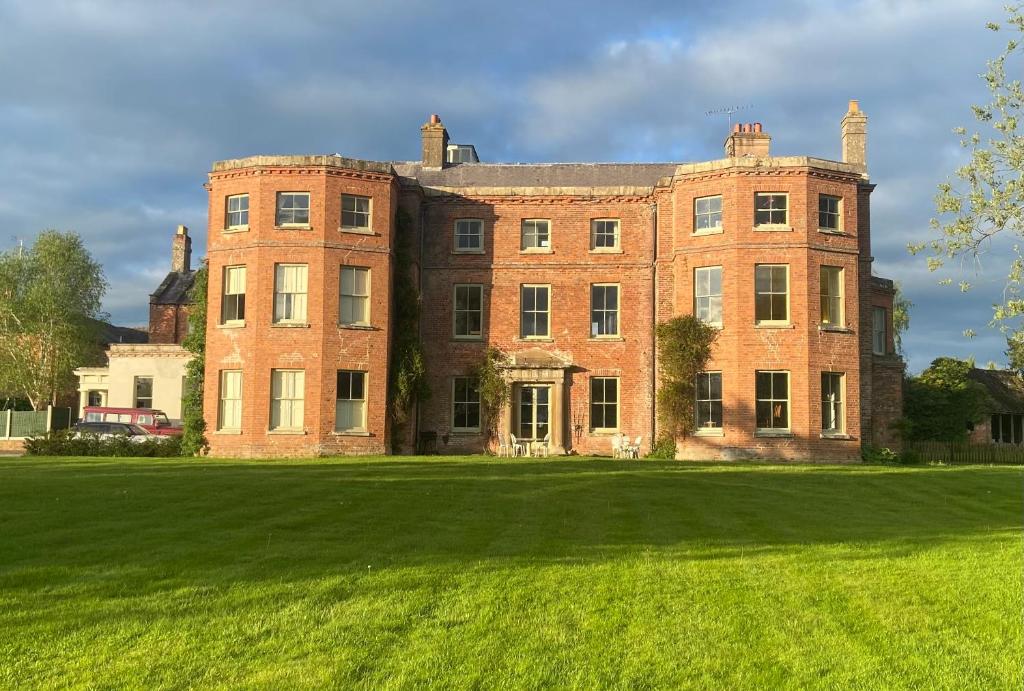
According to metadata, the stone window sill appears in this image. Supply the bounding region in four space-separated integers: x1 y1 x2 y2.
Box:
818 229 850 236
755 430 793 438
271 322 311 328
516 337 553 343
214 429 242 435
520 248 553 254
819 325 853 334
268 429 306 435
589 248 622 254
693 428 725 437
821 433 852 440
339 227 376 236
339 323 376 331
450 429 481 436
589 336 624 342
452 335 483 342
753 225 793 232
222 226 249 234
332 430 371 437
274 225 312 231
453 249 486 255
754 323 793 329
589 429 621 436
692 228 725 236
217 322 246 329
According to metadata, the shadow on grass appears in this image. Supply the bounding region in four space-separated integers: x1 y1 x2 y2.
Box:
0 457 1021 593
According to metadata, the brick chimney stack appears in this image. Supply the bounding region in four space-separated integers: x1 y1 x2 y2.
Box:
171 224 191 273
420 114 449 169
724 122 771 158
841 99 867 170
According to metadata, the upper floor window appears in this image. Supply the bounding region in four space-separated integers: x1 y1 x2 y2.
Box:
590 377 619 431
452 377 481 432
695 266 723 327
270 369 304 431
755 265 789 324
218 370 242 431
520 285 550 338
590 284 619 337
226 194 249 229
591 219 620 250
820 266 844 327
340 266 370 326
821 372 845 434
453 284 483 339
454 219 484 253
273 264 308 324
819 194 842 231
521 219 550 251
335 370 367 433
754 193 788 226
696 372 723 430
872 307 888 355
276 192 310 227
694 195 723 232
341 194 371 230
756 371 789 432
134 376 153 408
221 265 246 325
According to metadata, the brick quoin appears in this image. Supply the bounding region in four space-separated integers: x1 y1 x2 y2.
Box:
202 103 903 461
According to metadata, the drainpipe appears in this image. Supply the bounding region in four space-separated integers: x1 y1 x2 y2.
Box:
650 201 658 453
413 201 426 451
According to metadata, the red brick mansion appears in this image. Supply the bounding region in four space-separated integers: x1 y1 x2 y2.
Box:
202 101 903 460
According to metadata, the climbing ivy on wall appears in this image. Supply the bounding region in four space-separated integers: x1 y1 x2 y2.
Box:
180 264 208 456
473 347 511 451
389 209 429 450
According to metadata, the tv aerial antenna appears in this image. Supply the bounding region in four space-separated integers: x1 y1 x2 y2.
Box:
705 104 753 128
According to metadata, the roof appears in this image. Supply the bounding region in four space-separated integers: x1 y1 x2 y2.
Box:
87 318 148 346
968 368 1024 412
392 162 680 190
150 270 196 306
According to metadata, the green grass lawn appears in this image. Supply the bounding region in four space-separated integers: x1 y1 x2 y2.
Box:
1 456 1021 689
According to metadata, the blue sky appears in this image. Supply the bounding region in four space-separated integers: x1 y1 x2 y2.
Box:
0 0 1016 372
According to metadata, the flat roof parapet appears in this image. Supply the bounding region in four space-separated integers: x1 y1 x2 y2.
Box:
211 155 393 175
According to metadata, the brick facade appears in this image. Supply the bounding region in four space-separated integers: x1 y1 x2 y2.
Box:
202 103 904 460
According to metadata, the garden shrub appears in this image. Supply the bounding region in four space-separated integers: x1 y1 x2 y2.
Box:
25 430 182 457
645 436 677 460
860 445 899 464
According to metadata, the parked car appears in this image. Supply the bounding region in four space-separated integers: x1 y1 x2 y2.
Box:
73 421 162 442
81 407 183 436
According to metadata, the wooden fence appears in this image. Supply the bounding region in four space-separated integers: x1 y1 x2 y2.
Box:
905 440 1024 465
0 407 72 439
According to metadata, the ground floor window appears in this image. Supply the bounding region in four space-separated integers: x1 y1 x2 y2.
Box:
336 371 367 433
452 377 481 432
991 413 1023 444
134 377 153 408
218 370 242 431
518 385 550 440
821 372 844 434
756 371 789 431
87 390 103 407
696 372 722 429
270 370 304 431
590 377 619 431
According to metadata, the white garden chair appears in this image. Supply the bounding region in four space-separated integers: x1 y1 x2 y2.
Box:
535 433 550 458
497 435 510 458
509 433 527 458
626 436 642 459
611 433 623 459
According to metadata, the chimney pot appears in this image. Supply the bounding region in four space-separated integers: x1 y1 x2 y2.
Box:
753 122 762 133
421 115 450 168
724 121 771 158
732 123 741 133
430 113 441 124
848 99 859 113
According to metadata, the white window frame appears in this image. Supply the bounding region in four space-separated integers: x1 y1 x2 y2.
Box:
453 284 483 339
589 377 619 432
695 371 723 432
335 370 367 433
218 370 242 431
273 264 308 325
755 370 790 433
340 266 371 326
754 192 789 228
590 219 620 251
341 194 371 231
821 372 845 435
872 307 888 355
694 195 723 234
520 219 551 252
590 284 620 338
221 265 246 325
695 266 723 327
454 219 484 253
270 369 304 431
134 376 153 409
754 264 789 325
520 284 550 338
275 192 311 227
819 194 842 232
226 194 249 230
820 266 844 328
452 376 482 433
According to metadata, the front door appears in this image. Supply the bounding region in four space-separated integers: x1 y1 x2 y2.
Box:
518 385 550 440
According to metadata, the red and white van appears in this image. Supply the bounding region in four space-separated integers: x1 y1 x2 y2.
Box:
81 407 183 437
